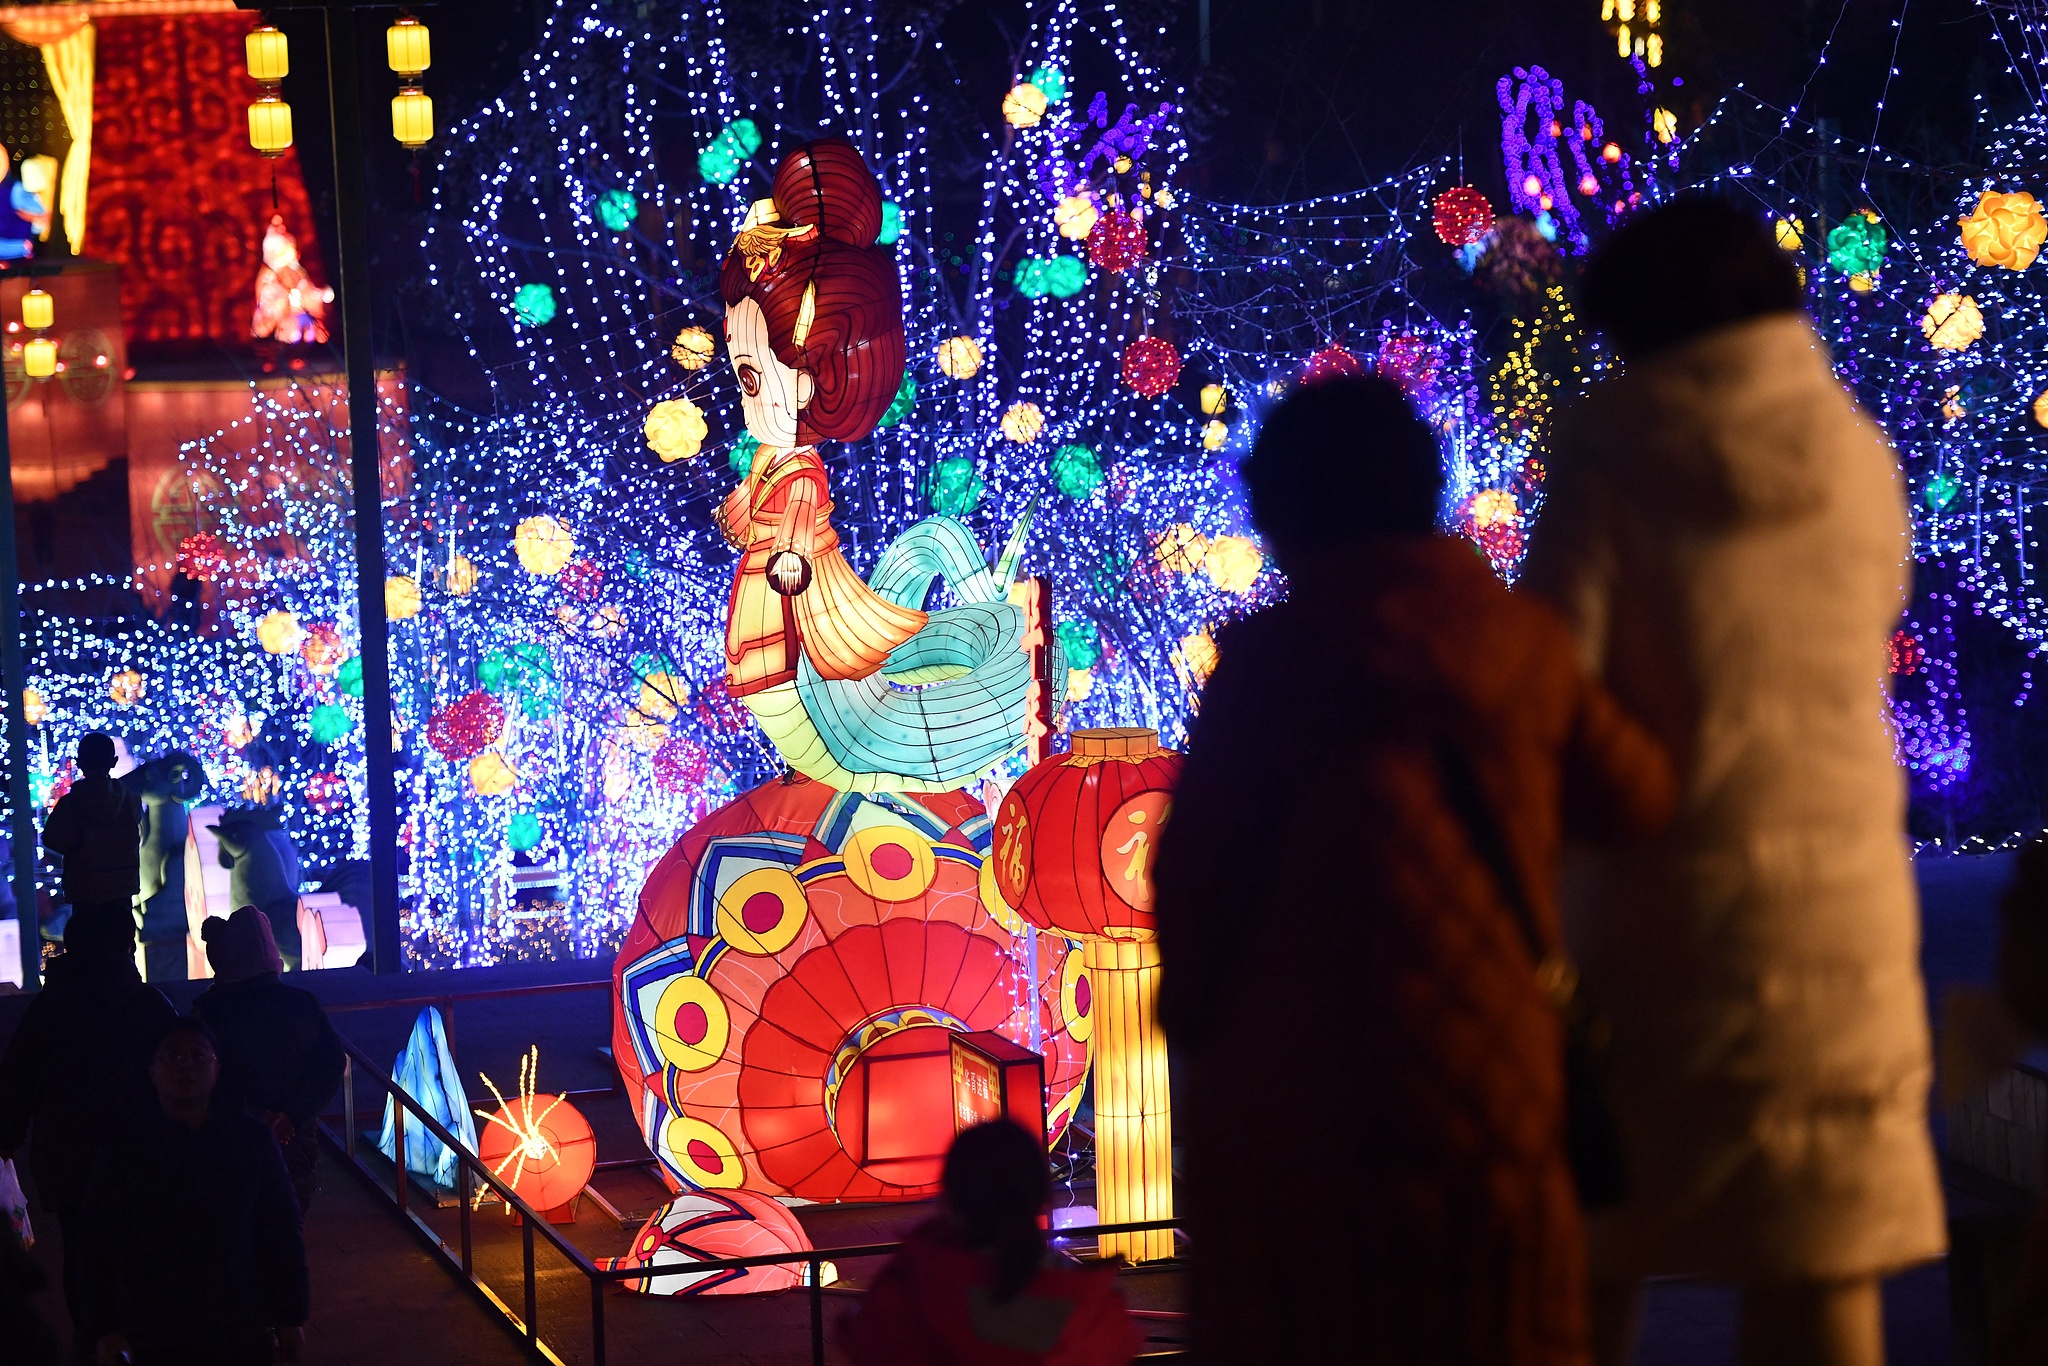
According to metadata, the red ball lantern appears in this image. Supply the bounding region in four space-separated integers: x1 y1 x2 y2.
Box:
305 771 348 814
1302 344 1361 385
651 735 712 794
298 623 349 676
1085 208 1147 272
476 1090 597 1214
559 558 605 603
1431 184 1494 246
176 533 229 582
1376 332 1440 393
1119 337 1181 399
427 690 506 761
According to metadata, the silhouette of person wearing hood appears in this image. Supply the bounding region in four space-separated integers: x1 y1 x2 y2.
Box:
41 734 143 927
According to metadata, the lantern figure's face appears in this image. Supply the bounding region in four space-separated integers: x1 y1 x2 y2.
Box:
725 297 812 448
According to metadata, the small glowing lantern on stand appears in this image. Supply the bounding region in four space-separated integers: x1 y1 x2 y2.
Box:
991 727 1183 1262
473 1047 597 1220
244 25 292 156
20 288 54 379
387 16 433 149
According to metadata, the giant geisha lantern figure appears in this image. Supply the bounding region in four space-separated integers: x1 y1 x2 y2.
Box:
992 727 1182 1261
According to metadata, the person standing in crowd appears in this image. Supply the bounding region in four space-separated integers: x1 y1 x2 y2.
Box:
195 908 346 1212
841 1120 1140 1366
0 903 174 1358
1520 196 1945 1366
87 1018 307 1366
41 735 142 927
1153 376 1676 1365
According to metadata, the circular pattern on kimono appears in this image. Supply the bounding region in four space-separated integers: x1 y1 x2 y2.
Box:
1060 945 1094 1044
714 867 808 954
840 824 936 902
662 1115 746 1189
652 975 730 1072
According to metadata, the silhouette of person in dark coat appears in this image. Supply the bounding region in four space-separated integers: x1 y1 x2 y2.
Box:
0 903 174 1358
195 909 345 1212
87 1018 308 1366
41 734 142 925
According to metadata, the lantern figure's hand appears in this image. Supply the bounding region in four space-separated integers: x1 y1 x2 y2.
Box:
767 551 812 596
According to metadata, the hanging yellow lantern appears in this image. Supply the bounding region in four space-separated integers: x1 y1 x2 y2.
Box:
21 686 46 725
1152 523 1208 574
1066 667 1095 703
384 575 421 620
670 325 716 371
246 24 289 82
1651 108 1678 144
644 397 709 462
1959 191 2047 271
638 673 686 720
20 289 52 331
248 94 293 156
21 337 54 379
1203 535 1264 594
391 89 434 149
109 669 144 705
1469 488 1520 528
1773 217 1804 251
257 609 303 655
1054 194 1098 241
1921 292 1985 351
1001 83 1048 128
386 15 431 75
589 604 627 638
1000 401 1044 443
1178 631 1219 684
445 553 479 597
468 751 517 797
514 516 575 575
1198 382 1227 416
1201 419 1228 452
937 335 982 379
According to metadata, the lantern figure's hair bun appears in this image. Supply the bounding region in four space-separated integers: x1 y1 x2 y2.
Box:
721 137 905 444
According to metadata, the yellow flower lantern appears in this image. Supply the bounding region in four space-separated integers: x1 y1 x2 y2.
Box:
257 610 303 655
21 686 46 725
589 604 627 638
1959 191 2047 271
1201 419 1228 452
638 673 686 721
1202 535 1264 594
469 751 517 797
1773 217 1804 251
109 669 144 705
2034 390 2048 429
1198 382 1227 416
1066 667 1095 703
384 575 421 621
1000 401 1044 443
1179 630 1219 684
1054 194 1098 241
445 553 479 597
1921 292 1985 351
1152 523 1208 574
936 335 983 380
670 325 716 371
644 398 709 463
514 515 575 575
1001 82 1048 128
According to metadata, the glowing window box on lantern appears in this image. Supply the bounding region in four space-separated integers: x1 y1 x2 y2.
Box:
949 1030 1047 1144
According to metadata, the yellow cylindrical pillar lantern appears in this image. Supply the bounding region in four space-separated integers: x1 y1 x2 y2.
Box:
391 88 434 149
386 16 431 76
1082 937 1174 1262
248 94 293 156
20 289 52 332
22 337 55 379
245 24 289 83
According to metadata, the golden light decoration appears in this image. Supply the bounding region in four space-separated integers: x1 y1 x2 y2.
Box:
245 24 289 82
638 673 687 720
391 89 434 150
553 605 582 634
1054 194 1098 241
1201 419 1228 452
471 1047 597 1214
1469 487 1521 528
21 686 46 725
644 397 709 462
384 575 421 621
224 713 257 749
1651 108 1678 144
21 338 54 380
514 515 575 575
386 15 431 75
1179 630 1219 684
109 669 144 705
589 604 627 638
1066 667 1095 703
1202 535 1264 594
2035 390 2048 429
469 751 517 797
298 623 348 676
20 289 52 331
1152 523 1208 574
247 94 293 156
1849 272 1876 294
936 335 983 380
241 766 282 804
445 553 479 597
1773 217 1804 251
1002 82 1048 128
256 609 303 655
1921 292 1985 351
622 709 669 753
670 325 716 371
1959 191 2048 271
1198 383 1227 416
1000 401 1044 443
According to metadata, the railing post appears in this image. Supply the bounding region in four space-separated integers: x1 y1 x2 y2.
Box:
393 1104 406 1216
810 1255 824 1366
523 1218 538 1337
591 1274 607 1366
458 1161 473 1275
342 1055 356 1160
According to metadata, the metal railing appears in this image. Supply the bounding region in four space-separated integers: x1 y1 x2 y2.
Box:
320 1033 1186 1366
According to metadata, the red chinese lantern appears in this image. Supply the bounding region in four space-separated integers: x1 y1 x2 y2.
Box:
476 1093 596 1213
176 533 229 582
1431 185 1494 246
1085 208 1147 272
559 558 605 603
1302 344 1361 385
991 727 1183 940
1119 337 1180 399
1376 332 1439 393
298 622 348 676
428 690 506 761
609 1190 813 1296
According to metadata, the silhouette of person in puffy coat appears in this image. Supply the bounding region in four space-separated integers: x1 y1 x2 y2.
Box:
124 751 204 984
841 1121 1141 1366
0 903 174 1356
41 734 142 924
195 908 345 1213
209 810 303 971
87 1018 307 1366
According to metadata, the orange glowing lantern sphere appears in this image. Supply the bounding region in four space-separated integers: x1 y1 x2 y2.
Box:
475 1071 597 1213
